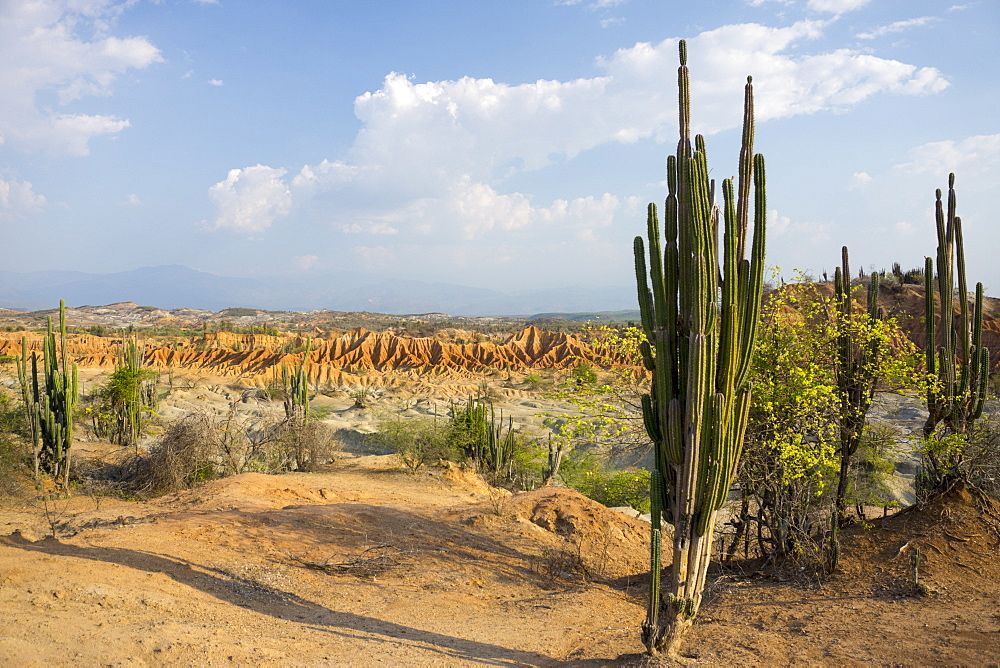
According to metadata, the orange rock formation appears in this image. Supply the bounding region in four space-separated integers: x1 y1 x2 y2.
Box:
0 326 597 383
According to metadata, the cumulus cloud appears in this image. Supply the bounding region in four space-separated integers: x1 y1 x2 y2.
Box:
0 177 46 221
806 0 872 14
338 21 947 188
857 17 939 40
850 171 873 189
0 1 163 155
292 254 319 271
769 210 831 243
895 134 1000 179
207 19 951 284
121 193 142 205
208 78 224 86
207 165 293 235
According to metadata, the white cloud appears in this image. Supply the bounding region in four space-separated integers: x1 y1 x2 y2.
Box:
0 1 163 155
769 209 831 243
340 22 946 188
208 78 224 86
292 254 319 271
339 221 399 235
857 17 938 40
353 245 393 270
207 165 293 235
894 221 915 235
600 17 625 28
849 172 873 189
290 159 357 194
807 0 872 14
0 177 46 221
207 19 952 282
121 193 142 205
895 134 1000 185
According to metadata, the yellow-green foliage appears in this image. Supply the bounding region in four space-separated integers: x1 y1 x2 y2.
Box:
739 275 921 560
541 326 646 457
749 275 919 489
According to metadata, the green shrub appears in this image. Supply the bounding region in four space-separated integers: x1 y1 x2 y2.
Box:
376 417 458 472
560 450 651 512
0 393 30 498
571 361 598 385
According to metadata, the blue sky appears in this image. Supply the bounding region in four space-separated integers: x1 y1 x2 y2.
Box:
1 0 997 300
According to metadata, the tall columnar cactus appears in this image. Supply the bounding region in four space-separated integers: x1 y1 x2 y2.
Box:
16 300 78 488
282 341 311 421
635 40 766 656
922 174 988 450
830 246 883 570
102 335 156 449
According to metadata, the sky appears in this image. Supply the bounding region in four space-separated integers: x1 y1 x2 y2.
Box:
1 0 998 301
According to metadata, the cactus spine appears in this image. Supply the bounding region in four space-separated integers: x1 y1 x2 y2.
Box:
922 174 988 473
830 247 883 570
636 40 766 656
16 300 78 489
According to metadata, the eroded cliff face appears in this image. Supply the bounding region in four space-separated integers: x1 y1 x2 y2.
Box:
0 325 598 384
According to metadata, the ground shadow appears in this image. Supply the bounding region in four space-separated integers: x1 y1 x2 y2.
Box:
1 532 557 667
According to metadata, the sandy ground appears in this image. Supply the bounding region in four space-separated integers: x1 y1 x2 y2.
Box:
1 457 999 666
1 372 998 665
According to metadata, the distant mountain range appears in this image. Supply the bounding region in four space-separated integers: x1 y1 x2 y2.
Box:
0 265 637 317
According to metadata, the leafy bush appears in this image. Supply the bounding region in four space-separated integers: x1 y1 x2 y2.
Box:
376 416 459 472
0 393 30 498
571 360 598 385
918 416 1000 500
560 451 651 512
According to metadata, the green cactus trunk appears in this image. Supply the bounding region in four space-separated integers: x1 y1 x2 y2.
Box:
830 246 883 571
283 341 311 422
16 300 78 489
922 174 988 476
636 40 766 656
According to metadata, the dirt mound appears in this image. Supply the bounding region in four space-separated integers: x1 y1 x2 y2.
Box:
837 482 1000 598
506 485 650 580
1 462 999 664
677 483 1000 665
